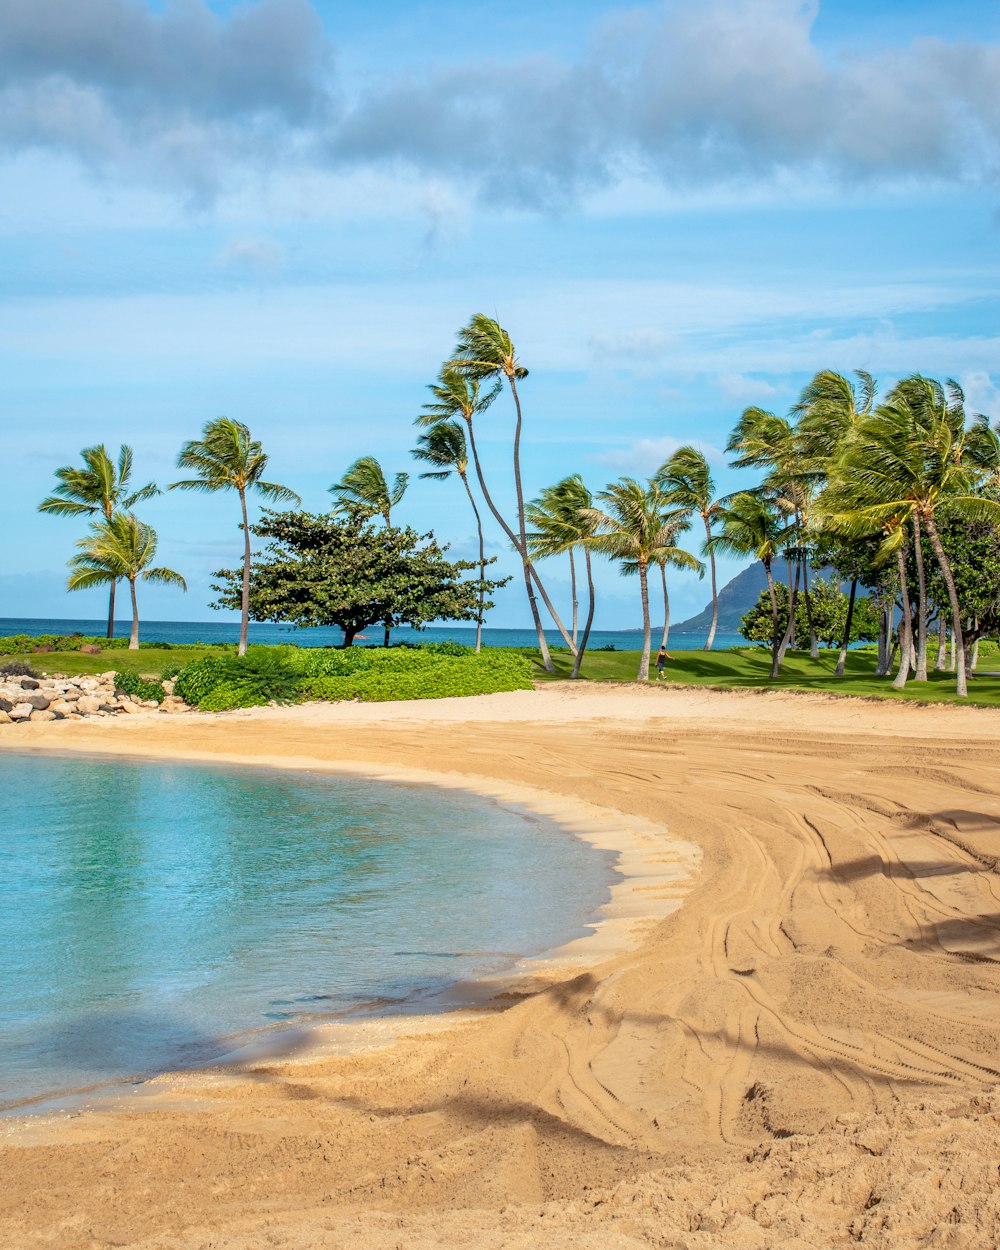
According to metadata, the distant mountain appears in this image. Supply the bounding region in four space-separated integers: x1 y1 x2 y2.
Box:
673 561 796 633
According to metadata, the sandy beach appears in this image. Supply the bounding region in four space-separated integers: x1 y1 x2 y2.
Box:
3 682 1000 1249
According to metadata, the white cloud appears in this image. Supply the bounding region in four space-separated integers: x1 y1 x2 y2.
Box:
214 236 287 274
960 370 1000 419
715 372 782 403
596 435 726 475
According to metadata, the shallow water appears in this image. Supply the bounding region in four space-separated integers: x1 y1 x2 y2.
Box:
0 754 615 1109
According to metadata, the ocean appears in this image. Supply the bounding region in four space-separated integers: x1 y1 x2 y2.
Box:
0 617 749 652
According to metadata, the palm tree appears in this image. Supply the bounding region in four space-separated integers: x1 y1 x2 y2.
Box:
584 479 702 682
39 444 159 638
526 476 599 678
447 314 567 672
656 446 722 649
711 492 786 671
653 510 695 652
67 514 186 650
170 418 300 657
411 421 487 652
818 376 1000 697
330 456 409 527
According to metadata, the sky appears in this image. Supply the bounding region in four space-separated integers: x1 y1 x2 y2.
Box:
2 0 999 630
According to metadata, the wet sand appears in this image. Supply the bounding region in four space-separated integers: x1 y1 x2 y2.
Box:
2 682 1000 1249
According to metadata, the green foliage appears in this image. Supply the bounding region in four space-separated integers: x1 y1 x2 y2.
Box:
297 650 534 703
211 509 508 643
0 633 178 655
740 580 880 647
173 647 302 709
114 670 167 703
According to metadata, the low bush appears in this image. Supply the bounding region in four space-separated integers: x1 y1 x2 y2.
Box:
173 647 302 709
0 660 38 678
0 633 181 656
114 670 167 703
297 650 534 703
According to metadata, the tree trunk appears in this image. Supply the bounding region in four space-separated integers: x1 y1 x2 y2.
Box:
659 562 671 650
835 578 857 677
763 560 778 651
465 417 552 671
784 552 797 649
571 549 596 680
239 487 251 658
637 562 651 682
128 577 140 650
876 601 889 676
912 515 928 680
771 561 799 678
972 631 980 673
892 548 913 690
569 548 578 649
343 626 356 647
460 470 485 654
924 512 967 697
106 581 117 640
802 560 819 658
704 516 718 650
934 615 948 671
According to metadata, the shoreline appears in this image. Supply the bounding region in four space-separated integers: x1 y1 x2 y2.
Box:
4 684 1000 1248
0 742 699 1121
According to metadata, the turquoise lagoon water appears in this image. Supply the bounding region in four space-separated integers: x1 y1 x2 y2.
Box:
1 753 615 1110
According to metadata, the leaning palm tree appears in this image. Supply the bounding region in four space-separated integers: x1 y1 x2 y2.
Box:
330 456 408 527
656 446 722 649
584 479 702 682
171 418 300 657
67 514 186 650
39 444 159 638
526 476 599 678
411 421 487 652
330 455 408 645
818 376 1000 697
711 492 787 671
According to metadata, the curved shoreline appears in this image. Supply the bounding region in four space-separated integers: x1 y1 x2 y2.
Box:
3 684 1000 1249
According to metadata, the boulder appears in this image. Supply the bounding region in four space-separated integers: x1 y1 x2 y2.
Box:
20 678 40 690
80 644 102 655
0 698 11 713
9 703 32 721
76 695 103 715
98 703 119 714
31 645 54 653
29 709 56 722
119 700 145 715
0 710 10 724
59 690 81 702
48 699 77 717
26 694 50 711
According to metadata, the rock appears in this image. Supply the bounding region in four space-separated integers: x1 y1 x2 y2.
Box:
80 644 102 655
0 698 11 713
76 695 103 714
31 645 54 653
0 710 11 724
20 678 40 690
9 703 32 721
163 680 176 695
26 694 50 711
48 700 77 717
119 700 145 715
29 709 56 722
98 703 119 714
59 690 80 702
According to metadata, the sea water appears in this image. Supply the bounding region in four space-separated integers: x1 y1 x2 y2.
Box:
1 753 615 1110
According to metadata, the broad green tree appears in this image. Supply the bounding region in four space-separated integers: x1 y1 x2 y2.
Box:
656 446 722 649
585 479 701 682
412 420 488 652
39 444 159 638
171 418 300 656
67 514 186 650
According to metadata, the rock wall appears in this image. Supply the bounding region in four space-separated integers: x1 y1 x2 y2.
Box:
0 672 190 724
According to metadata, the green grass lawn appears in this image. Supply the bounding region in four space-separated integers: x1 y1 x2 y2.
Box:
529 645 1000 707
6 641 998 708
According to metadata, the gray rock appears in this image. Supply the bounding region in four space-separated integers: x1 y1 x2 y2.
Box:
20 678 40 690
0 698 11 713
98 703 120 714
26 694 50 710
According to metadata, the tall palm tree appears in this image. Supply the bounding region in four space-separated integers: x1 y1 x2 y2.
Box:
526 475 599 678
67 514 186 650
584 479 702 682
711 492 786 672
653 509 695 652
411 420 487 652
330 456 409 527
170 418 300 657
818 376 1000 697
447 314 565 672
39 444 159 638
656 446 722 649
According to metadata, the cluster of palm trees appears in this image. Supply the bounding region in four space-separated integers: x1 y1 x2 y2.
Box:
39 420 299 651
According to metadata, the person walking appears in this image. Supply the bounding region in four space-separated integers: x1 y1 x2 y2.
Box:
655 645 672 679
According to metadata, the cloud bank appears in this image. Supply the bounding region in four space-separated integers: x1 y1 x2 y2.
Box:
1 0 998 204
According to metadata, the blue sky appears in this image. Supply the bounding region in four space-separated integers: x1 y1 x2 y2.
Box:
2 0 999 629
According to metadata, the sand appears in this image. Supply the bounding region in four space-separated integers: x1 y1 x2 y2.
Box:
3 681 1000 1249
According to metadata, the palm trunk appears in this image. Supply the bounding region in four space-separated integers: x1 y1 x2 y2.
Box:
460 470 486 653
659 562 671 650
771 561 799 678
802 560 819 658
465 418 552 671
892 548 913 690
763 559 778 651
571 549 596 680
784 553 796 648
835 578 857 678
569 548 578 649
934 615 948 671
637 561 651 682
704 517 718 650
107 581 117 640
924 512 967 697
128 576 140 650
238 487 251 658
913 516 928 681
506 371 550 665
876 599 890 676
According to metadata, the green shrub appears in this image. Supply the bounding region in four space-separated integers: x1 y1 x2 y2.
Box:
114 670 166 703
297 651 534 703
173 647 301 709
